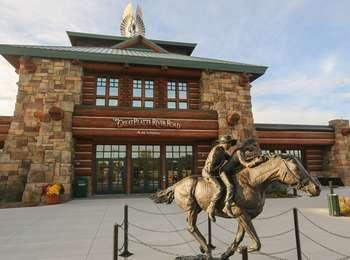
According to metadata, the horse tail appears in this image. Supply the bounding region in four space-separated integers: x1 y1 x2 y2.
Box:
150 185 175 204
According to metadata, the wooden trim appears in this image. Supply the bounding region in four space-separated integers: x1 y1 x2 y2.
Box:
257 130 334 139
73 117 217 130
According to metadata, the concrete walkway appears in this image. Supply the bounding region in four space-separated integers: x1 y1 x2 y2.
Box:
0 188 349 260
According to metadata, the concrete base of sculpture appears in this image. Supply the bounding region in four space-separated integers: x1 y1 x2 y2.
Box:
175 255 221 260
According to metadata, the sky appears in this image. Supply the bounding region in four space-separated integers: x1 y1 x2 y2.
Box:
0 0 349 124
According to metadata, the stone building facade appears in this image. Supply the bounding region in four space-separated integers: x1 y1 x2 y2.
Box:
0 31 349 204
0 58 82 202
329 120 350 185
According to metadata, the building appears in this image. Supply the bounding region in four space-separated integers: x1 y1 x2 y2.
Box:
0 6 349 203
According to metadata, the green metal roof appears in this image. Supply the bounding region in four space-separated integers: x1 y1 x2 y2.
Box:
67 31 198 49
0 44 268 79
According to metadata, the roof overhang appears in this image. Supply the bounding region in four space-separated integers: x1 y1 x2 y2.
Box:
67 31 197 56
0 44 268 81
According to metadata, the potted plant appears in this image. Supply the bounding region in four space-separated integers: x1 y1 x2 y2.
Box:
42 183 65 205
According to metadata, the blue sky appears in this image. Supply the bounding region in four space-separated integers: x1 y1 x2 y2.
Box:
0 0 349 124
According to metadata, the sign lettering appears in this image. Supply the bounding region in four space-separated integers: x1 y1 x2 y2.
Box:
112 117 181 129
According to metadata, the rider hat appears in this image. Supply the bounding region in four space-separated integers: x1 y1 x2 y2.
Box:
217 135 237 145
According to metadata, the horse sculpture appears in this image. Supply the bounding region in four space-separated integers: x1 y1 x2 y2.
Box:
151 154 321 259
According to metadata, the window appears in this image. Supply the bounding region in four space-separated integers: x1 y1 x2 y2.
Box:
132 79 154 108
95 77 119 107
167 81 188 109
166 145 193 186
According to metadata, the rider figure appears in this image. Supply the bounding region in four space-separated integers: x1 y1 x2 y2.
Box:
203 137 267 222
202 135 237 222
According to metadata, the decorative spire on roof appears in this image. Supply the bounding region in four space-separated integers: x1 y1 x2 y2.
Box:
120 3 145 37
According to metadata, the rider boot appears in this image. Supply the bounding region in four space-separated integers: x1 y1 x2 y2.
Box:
219 171 235 217
206 177 221 222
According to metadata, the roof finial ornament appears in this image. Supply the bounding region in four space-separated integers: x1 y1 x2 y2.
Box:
120 2 145 37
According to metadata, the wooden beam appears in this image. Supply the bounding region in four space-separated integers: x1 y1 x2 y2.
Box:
83 62 202 79
74 105 218 120
0 116 13 124
258 138 334 146
73 128 218 140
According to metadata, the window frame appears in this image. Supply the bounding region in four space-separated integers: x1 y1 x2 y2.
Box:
132 79 155 108
167 80 189 110
95 76 119 107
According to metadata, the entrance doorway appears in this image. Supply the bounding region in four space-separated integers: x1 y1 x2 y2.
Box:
95 145 126 194
131 145 160 193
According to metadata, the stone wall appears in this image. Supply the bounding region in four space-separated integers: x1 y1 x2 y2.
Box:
200 71 256 140
0 57 82 203
328 119 350 185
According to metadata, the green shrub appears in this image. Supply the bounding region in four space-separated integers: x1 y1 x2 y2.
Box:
0 176 26 203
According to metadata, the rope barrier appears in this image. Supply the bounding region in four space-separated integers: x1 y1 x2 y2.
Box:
260 228 294 239
128 232 181 257
128 219 206 233
255 208 293 220
300 231 350 258
130 237 196 248
213 221 294 239
129 205 185 215
253 250 288 260
154 203 198 254
298 210 350 239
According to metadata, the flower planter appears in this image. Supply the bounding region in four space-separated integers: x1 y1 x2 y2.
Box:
47 195 60 205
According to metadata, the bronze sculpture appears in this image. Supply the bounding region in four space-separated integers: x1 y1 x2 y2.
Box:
151 151 321 259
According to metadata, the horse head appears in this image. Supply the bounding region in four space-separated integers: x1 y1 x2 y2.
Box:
278 155 321 197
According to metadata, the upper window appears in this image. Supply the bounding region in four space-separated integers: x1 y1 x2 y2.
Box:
132 79 154 108
167 81 188 109
96 77 119 107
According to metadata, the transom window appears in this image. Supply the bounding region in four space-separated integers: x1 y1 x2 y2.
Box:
96 77 119 107
132 79 154 108
167 81 188 109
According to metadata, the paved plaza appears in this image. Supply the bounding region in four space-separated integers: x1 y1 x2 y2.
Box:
0 188 349 260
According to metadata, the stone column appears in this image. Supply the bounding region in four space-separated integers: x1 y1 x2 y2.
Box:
200 71 256 141
328 119 350 185
0 57 82 203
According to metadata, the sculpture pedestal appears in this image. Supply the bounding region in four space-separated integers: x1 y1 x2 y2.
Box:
175 255 221 260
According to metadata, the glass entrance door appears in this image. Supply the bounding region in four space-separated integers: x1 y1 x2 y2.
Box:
132 145 160 193
95 145 126 194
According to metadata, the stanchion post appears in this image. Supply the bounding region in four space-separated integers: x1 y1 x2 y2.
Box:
120 205 133 257
293 208 302 260
293 188 298 197
113 224 118 260
241 246 248 260
207 217 215 250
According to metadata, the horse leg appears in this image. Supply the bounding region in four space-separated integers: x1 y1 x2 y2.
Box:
221 222 245 259
237 212 261 252
186 208 209 254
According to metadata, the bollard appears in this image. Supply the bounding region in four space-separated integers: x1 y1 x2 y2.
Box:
293 208 302 260
113 224 118 260
328 181 340 216
207 217 215 250
119 205 133 257
329 180 334 194
241 246 248 260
